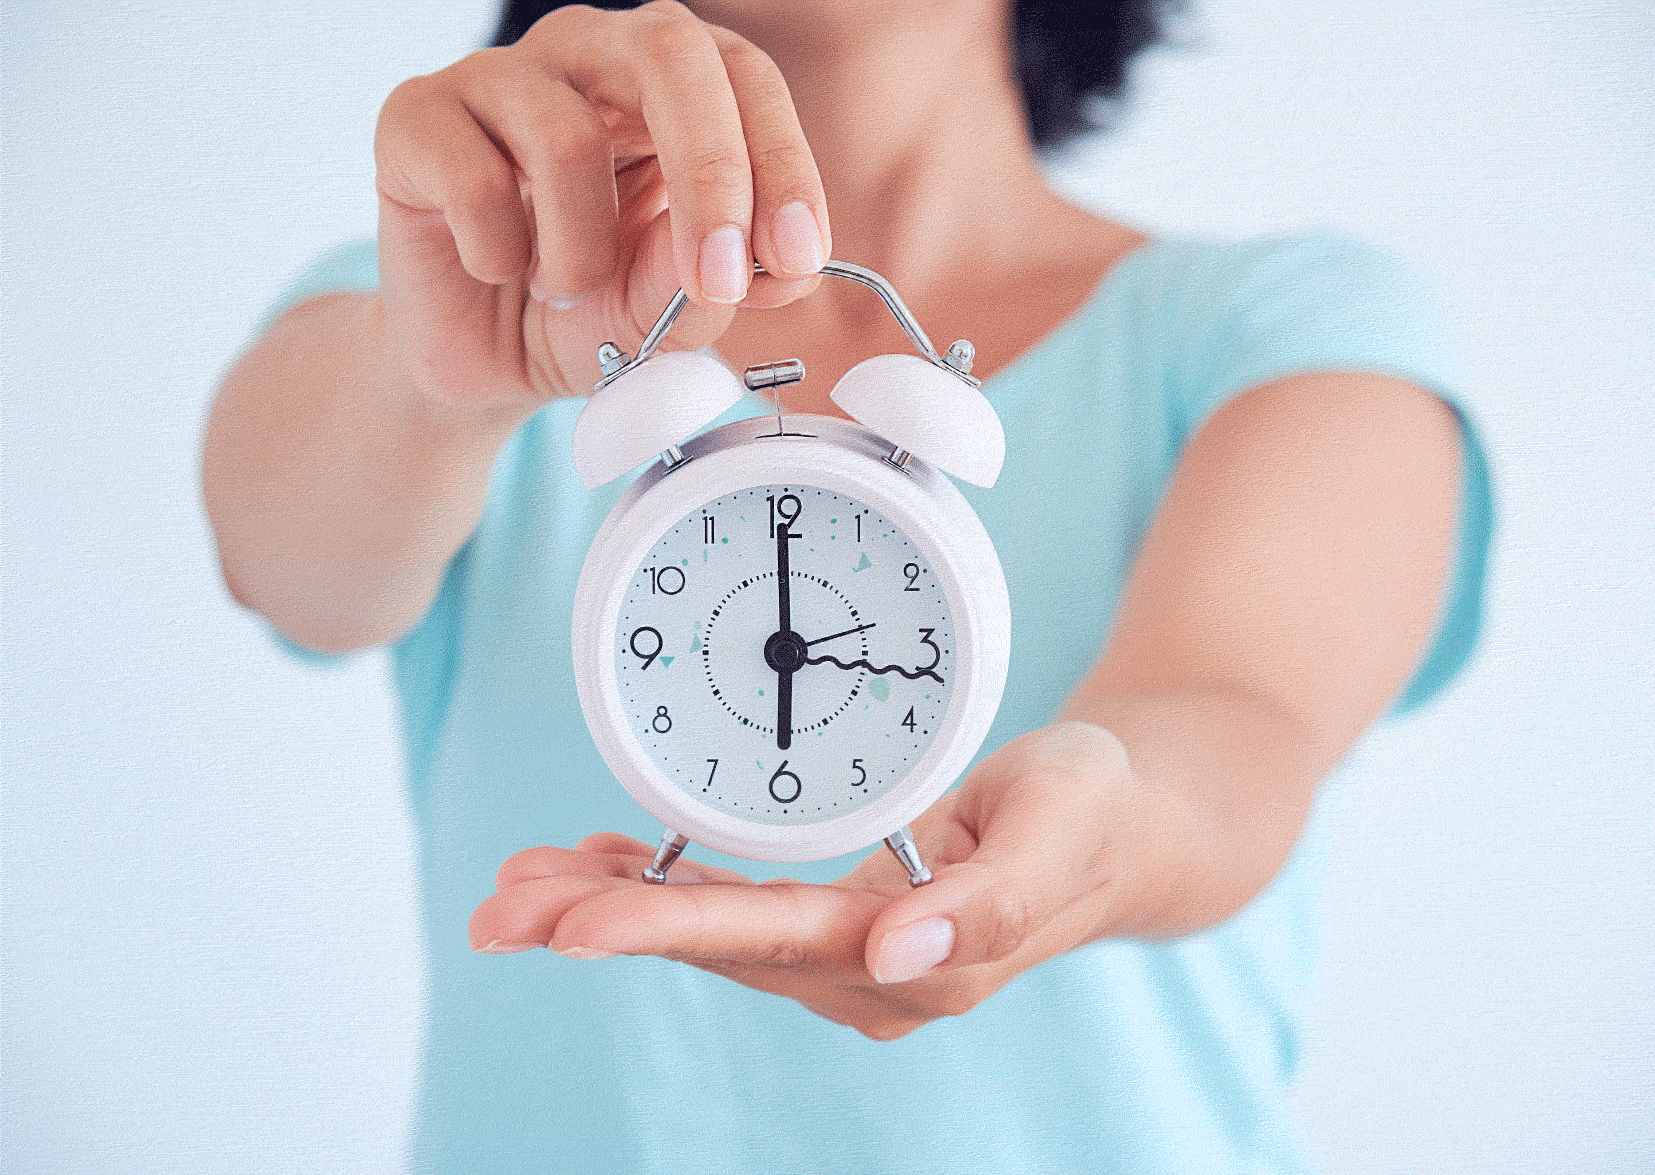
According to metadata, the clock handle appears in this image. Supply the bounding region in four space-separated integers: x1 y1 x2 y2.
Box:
584 258 1002 487
595 260 978 391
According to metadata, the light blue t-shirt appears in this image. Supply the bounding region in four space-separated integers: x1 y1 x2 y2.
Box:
266 231 1493 1175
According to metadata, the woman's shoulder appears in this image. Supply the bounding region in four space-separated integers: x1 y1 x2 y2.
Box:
293 237 379 289
258 238 380 334
1106 228 1449 388
1121 229 1425 308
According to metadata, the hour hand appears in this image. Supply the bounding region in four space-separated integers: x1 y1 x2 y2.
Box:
773 520 798 748
777 670 792 750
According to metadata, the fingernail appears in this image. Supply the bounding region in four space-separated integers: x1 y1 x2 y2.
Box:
527 266 593 308
555 946 621 960
698 224 750 304
770 201 824 275
474 939 543 954
872 917 954 985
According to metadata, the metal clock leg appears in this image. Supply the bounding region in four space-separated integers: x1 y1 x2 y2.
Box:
883 826 933 887
642 829 690 884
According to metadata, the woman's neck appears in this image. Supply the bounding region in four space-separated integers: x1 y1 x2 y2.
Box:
686 0 1143 407
692 1 1075 292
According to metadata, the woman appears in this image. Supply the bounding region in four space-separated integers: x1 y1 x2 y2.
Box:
203 1 1491 1171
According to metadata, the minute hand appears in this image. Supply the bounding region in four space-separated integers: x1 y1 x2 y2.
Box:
805 623 877 647
776 521 791 635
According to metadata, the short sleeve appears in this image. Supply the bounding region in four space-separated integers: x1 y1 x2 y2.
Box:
1175 233 1495 715
252 239 381 664
255 238 380 332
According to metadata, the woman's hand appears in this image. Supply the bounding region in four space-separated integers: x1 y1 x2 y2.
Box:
469 722 1207 1041
209 2 834 652
374 0 832 407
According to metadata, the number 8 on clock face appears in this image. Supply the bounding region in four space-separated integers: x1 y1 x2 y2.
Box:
617 485 955 828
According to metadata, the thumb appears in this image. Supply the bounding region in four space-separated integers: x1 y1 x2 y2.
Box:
864 724 1132 984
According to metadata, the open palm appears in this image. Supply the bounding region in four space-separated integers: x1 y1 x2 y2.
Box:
470 723 1148 1040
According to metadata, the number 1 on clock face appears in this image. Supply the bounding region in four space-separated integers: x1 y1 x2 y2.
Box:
614 485 956 827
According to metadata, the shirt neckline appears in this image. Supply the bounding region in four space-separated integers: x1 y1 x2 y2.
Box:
717 235 1165 415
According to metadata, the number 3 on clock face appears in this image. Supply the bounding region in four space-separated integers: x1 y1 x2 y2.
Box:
616 485 956 829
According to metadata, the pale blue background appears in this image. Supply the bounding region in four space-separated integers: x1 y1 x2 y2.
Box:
3 2 1651 1172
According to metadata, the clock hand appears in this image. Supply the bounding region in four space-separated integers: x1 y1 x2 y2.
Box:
777 667 792 751
773 520 798 750
776 521 792 634
804 622 877 647
801 652 945 684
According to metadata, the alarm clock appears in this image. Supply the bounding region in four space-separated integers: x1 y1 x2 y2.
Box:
569 261 1009 887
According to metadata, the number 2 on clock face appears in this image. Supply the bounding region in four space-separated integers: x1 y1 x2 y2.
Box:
614 485 956 827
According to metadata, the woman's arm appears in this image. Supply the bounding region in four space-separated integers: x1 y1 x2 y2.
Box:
203 292 534 653
1058 366 1463 938
467 367 1465 1040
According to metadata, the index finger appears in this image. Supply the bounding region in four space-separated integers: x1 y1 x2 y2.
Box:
702 23 831 282
559 3 756 306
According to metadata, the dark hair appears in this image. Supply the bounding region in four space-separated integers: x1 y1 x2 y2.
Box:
491 1 1174 153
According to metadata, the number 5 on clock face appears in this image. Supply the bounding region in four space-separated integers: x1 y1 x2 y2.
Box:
616 485 956 828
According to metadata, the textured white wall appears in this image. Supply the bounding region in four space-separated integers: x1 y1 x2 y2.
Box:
4 2 1650 1172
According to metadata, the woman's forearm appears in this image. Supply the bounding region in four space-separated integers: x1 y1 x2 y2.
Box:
1057 373 1462 942
1058 685 1329 943
202 291 535 653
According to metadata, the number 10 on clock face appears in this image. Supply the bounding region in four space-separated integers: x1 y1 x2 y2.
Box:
615 484 956 829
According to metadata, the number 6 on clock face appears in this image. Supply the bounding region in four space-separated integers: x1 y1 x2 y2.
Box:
572 415 1009 864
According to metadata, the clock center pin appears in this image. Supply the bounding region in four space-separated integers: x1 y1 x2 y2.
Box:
763 629 809 673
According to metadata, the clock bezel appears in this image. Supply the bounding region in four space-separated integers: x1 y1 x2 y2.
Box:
571 413 1009 863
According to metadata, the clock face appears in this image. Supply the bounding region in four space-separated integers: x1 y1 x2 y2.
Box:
614 483 956 826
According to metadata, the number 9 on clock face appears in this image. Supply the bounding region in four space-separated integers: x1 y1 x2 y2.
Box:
616 485 955 827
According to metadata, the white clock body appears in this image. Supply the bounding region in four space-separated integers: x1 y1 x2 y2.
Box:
571 413 1009 863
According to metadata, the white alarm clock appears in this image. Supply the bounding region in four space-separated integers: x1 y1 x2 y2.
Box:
570 261 1009 887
